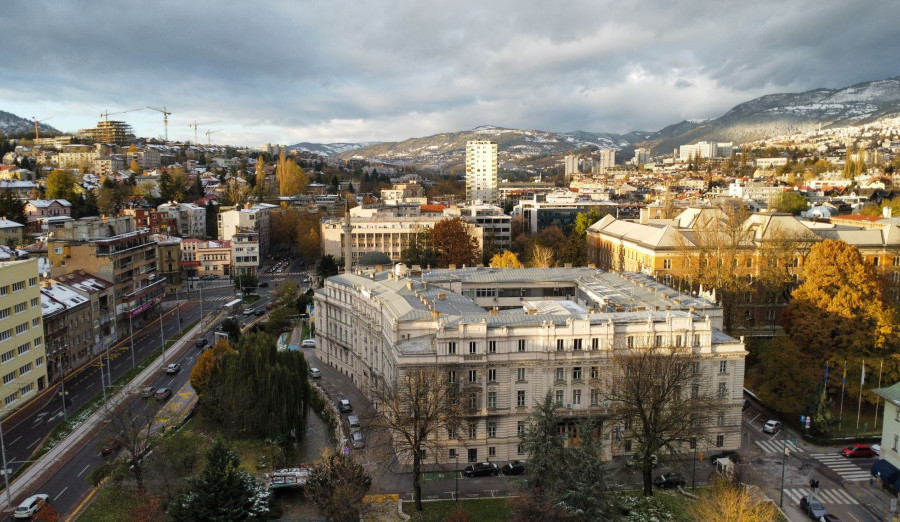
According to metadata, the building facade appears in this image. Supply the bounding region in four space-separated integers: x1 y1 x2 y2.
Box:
232 231 260 275
0 259 48 414
466 140 498 204
218 203 277 256
314 266 745 465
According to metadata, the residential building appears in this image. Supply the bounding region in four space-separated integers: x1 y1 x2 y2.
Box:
313 267 745 464
47 216 165 333
0 258 48 414
92 155 127 176
0 219 24 246
564 155 579 178
726 181 785 204
598 149 616 172
497 181 556 206
120 207 175 235
381 182 427 205
197 240 232 278
633 148 651 166
218 203 277 255
453 203 511 252
512 191 620 234
126 147 162 170
24 200 72 234
157 202 206 238
678 142 734 162
0 181 38 198
40 281 93 382
232 231 260 276
154 236 183 292
76 120 133 145
466 140 498 204
48 271 115 356
873 381 900 488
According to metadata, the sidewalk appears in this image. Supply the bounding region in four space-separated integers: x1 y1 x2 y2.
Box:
845 478 897 521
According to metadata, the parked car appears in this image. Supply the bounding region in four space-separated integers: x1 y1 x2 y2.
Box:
14 494 49 519
195 338 209 348
255 309 265 316
653 472 686 489
347 415 360 429
100 437 121 457
873 444 882 456
763 420 783 434
309 367 321 378
165 363 181 375
350 430 365 449
258 282 269 287
799 494 827 519
338 399 352 413
140 386 157 399
154 388 173 400
501 460 527 475
301 339 316 348
201 274 216 280
625 453 659 467
243 308 255 316
841 444 876 458
819 514 843 522
709 450 742 464
464 462 499 477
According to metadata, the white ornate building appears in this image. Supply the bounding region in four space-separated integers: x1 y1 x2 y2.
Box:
314 266 746 465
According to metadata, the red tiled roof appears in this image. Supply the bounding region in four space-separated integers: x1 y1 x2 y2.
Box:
421 204 446 213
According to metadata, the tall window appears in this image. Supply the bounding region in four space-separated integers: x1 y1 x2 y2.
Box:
517 421 526 435
468 423 477 438
716 434 725 447
590 366 599 379
573 339 582 351
469 341 477 354
717 411 725 426
448 370 456 383
487 391 497 409
572 389 581 405
555 367 565 381
572 367 582 380
719 361 727 373
590 389 599 406
717 382 728 399
517 390 526 407
591 338 599 350
518 339 526 352
488 340 497 353
487 421 497 438
556 339 564 351
555 390 564 406
448 342 456 355
517 367 526 381
468 370 477 383
488 369 497 382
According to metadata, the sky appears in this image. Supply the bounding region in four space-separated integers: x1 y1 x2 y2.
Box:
2 1 898 148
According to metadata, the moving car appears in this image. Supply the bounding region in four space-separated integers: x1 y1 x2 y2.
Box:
14 494 49 519
501 460 527 475
140 386 157 399
350 430 365 449
841 444 876 458
309 367 321 378
195 338 209 349
100 437 121 457
243 308 255 316
653 472 686 489
464 462 499 477
799 495 827 519
338 399 352 413
301 339 316 348
165 363 181 375
255 309 265 316
763 420 783 434
154 388 173 400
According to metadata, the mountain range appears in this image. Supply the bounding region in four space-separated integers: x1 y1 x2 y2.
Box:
0 110 59 137
288 77 900 168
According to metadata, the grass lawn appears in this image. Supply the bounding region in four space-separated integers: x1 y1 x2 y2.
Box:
79 485 145 522
402 498 511 521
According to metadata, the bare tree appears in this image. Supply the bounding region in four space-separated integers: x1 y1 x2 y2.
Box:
101 395 164 492
597 344 719 496
366 366 465 513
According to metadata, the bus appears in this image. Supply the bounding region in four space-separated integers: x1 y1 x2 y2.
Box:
224 299 242 315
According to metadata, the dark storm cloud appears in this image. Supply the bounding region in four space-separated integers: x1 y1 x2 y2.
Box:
1 0 898 145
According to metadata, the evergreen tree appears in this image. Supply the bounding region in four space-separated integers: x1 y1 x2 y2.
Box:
316 255 340 278
0 189 26 224
168 438 270 520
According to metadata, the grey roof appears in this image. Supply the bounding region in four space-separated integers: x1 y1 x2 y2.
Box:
357 251 392 266
874 381 900 406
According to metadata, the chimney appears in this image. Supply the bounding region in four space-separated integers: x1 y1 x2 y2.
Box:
639 207 649 225
885 206 893 220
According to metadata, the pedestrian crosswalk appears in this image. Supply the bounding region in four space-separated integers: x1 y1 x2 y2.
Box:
755 439 804 455
811 453 873 482
782 487 859 505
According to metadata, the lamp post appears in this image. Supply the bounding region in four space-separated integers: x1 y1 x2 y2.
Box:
128 310 136 370
0 414 11 508
58 351 68 420
455 454 459 502
160 306 167 365
692 442 698 490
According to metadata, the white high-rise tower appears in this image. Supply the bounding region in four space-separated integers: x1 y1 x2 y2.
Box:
466 140 498 204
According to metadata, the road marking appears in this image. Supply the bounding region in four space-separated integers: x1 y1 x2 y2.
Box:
57 486 68 499
10 436 21 445
77 464 90 477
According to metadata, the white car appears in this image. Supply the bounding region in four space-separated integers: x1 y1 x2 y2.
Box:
301 339 316 348
873 443 882 456
309 367 321 378
14 494 49 519
763 420 783 434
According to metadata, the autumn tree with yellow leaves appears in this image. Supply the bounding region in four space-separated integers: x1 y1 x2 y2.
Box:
490 250 523 268
276 151 308 196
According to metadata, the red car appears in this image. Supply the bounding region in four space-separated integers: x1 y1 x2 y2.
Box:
841 444 875 458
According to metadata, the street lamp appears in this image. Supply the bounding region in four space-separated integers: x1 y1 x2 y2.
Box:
0 412 11 508
779 432 788 507
159 306 167 365
455 454 459 502
58 351 68 420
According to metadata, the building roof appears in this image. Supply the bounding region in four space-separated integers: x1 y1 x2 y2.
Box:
42 283 90 308
0 218 24 229
27 199 73 208
874 381 900 406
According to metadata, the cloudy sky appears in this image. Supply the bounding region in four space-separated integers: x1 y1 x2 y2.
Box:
2 1 897 147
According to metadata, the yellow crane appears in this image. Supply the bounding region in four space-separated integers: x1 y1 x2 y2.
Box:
99 107 144 121
146 105 172 141
31 116 53 140
188 120 221 144
205 129 221 146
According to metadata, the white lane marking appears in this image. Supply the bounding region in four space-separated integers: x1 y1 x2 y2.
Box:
77 464 90 477
57 486 68 498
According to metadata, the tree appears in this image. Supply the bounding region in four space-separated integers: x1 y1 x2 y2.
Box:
489 250 523 268
769 191 808 215
529 244 555 268
46 169 79 201
254 156 269 200
189 338 235 394
400 231 438 268
597 344 718 496
430 217 480 268
751 336 817 413
219 318 241 344
233 273 258 294
306 447 371 521
316 255 339 278
168 438 270 520
204 202 218 238
276 151 309 196
690 477 778 522
0 189 26 225
101 395 162 492
273 280 299 308
367 367 465 512
785 239 897 363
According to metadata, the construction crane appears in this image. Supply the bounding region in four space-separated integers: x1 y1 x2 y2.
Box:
99 107 144 121
205 129 221 146
32 116 53 140
188 120 221 144
146 105 172 141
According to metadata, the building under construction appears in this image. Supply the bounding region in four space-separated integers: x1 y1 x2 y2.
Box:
76 120 135 145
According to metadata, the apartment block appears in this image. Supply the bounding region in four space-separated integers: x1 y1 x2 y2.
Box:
157 201 206 238
218 203 277 256
232 231 260 276
0 258 48 414
313 267 745 465
466 140 498 204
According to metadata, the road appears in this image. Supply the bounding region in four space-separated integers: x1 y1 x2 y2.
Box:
22 263 306 518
